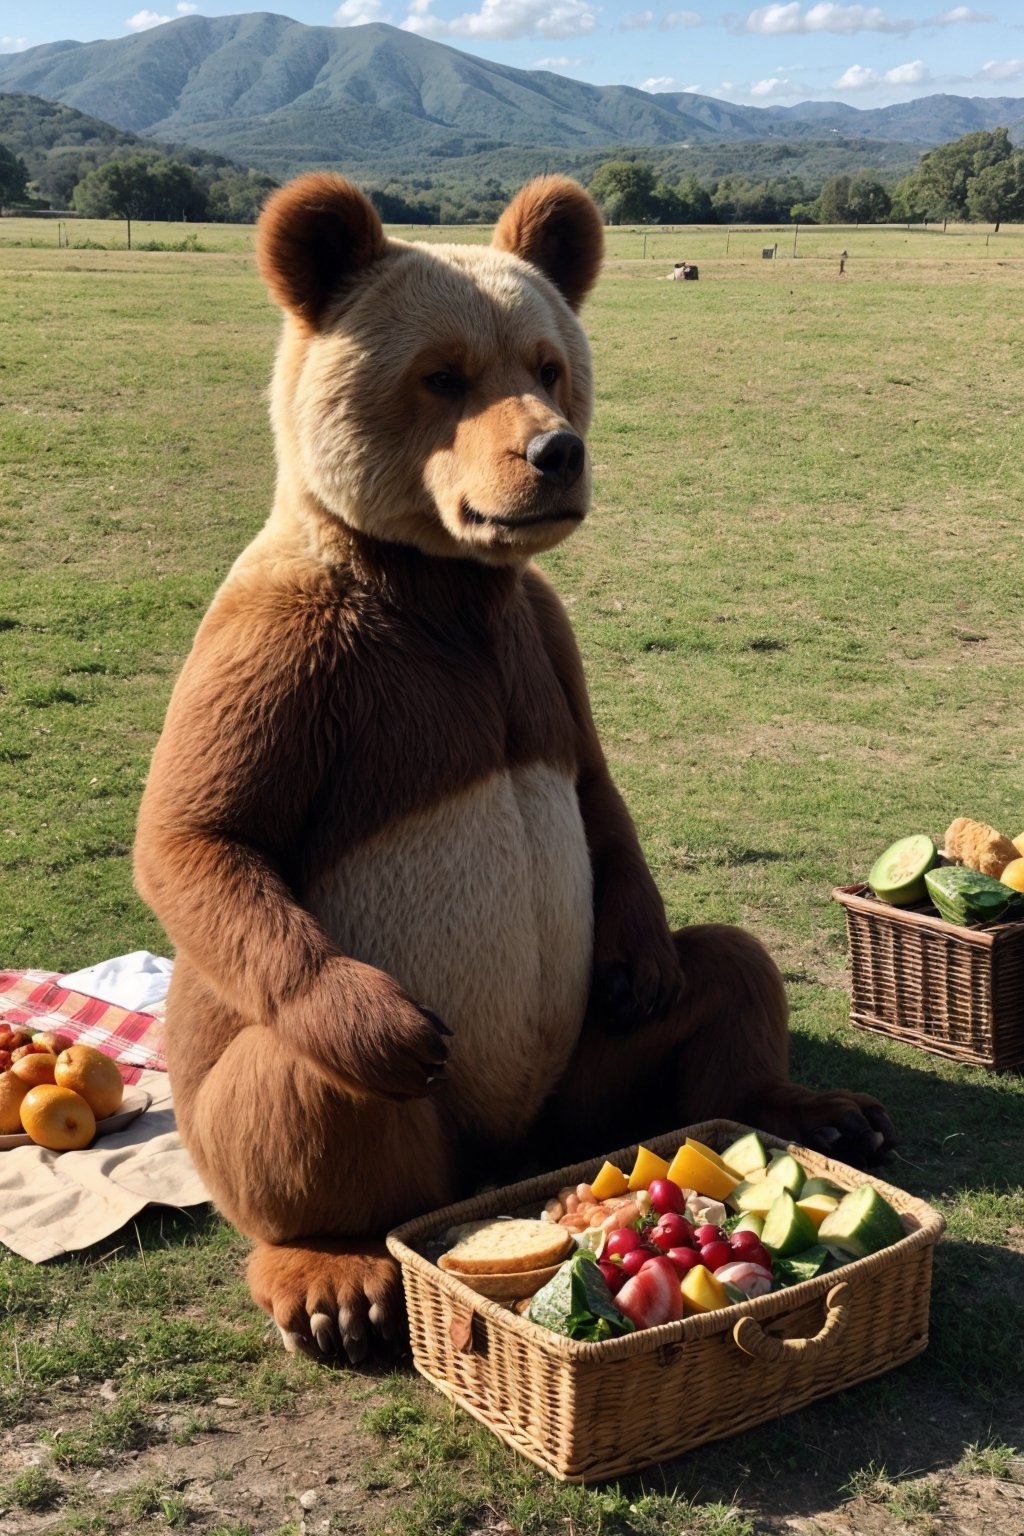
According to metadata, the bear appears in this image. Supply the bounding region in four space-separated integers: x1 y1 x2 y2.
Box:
134 173 894 1364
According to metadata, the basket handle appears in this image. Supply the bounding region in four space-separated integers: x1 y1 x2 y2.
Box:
731 1282 850 1363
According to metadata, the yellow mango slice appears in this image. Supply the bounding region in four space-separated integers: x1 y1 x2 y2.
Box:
666 1140 740 1202
590 1160 629 1200
796 1193 840 1231
627 1145 671 1191
681 1265 728 1314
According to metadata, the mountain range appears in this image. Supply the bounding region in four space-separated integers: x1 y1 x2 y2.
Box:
1 11 1021 184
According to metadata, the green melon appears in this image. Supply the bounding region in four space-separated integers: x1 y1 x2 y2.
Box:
766 1152 806 1197
760 1190 820 1257
869 834 938 906
721 1130 768 1178
818 1184 905 1260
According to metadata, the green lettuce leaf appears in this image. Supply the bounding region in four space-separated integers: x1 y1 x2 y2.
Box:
527 1249 635 1340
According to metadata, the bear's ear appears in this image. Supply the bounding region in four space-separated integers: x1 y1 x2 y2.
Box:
492 176 604 312
256 173 387 329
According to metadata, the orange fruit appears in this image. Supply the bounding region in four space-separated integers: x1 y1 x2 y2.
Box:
54 1045 124 1119
0 1072 31 1134
999 857 1024 894
10 1051 58 1088
20 1084 96 1150
32 1031 74 1056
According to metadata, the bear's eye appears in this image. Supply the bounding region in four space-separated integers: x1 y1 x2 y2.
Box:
424 370 466 397
539 363 560 390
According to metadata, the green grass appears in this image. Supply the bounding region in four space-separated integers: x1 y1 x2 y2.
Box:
2 218 1024 1533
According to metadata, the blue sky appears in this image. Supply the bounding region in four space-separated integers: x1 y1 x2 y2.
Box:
2 2 1023 109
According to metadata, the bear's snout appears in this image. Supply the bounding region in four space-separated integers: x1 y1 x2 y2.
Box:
526 430 585 491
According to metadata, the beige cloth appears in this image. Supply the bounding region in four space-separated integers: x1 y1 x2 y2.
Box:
0 1070 212 1262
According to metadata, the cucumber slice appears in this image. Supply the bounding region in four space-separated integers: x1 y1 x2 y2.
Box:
721 1130 768 1178
869 834 938 906
818 1184 904 1259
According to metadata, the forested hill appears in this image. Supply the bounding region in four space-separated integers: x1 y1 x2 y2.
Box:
0 12 1021 183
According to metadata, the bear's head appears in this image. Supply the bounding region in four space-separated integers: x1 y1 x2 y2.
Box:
256 174 603 567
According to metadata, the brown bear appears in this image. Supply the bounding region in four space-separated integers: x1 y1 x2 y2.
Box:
134 174 893 1364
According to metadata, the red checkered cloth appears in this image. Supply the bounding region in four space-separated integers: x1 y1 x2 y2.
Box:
0 970 166 1085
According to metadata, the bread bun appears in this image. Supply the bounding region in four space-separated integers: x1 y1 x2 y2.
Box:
438 1218 573 1275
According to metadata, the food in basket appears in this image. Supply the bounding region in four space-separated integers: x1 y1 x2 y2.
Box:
438 1218 574 1276
527 1248 636 1340
19 1084 96 1151
868 834 938 906
517 1132 909 1338
924 865 1024 928
999 858 1024 894
818 1184 905 1259
944 817 1020 879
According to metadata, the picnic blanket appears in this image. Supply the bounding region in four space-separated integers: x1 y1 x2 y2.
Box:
0 966 212 1262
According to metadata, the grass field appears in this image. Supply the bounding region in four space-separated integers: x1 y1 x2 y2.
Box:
1 214 1023 1535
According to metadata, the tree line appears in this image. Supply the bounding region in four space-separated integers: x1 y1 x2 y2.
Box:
585 127 1024 227
1 125 1021 229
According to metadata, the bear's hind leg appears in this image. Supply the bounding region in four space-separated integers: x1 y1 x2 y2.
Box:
176 1022 455 1363
549 924 894 1168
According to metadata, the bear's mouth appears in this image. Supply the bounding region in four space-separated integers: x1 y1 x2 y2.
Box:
461 503 584 531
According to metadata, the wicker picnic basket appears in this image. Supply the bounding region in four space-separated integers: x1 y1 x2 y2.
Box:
833 884 1024 1071
386 1118 944 1482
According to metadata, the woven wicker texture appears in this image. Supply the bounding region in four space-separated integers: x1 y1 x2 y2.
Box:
834 884 1024 1070
388 1118 945 1482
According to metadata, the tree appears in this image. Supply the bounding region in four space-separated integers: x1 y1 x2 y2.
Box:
966 151 1024 226
816 173 853 223
72 155 209 245
913 127 1013 219
846 173 891 224
0 141 29 206
588 160 657 224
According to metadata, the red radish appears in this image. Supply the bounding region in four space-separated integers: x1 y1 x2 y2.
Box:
699 1240 734 1272
647 1177 685 1215
619 1248 651 1278
615 1257 684 1330
605 1227 642 1259
598 1260 626 1295
729 1229 764 1253
741 1242 773 1273
649 1212 694 1251
665 1246 704 1274
695 1224 724 1246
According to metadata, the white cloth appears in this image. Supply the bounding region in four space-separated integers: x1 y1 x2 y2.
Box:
60 951 173 1014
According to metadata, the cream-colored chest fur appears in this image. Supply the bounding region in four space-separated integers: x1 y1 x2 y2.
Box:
307 762 593 1138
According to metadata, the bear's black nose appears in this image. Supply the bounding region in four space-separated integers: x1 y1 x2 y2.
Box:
526 430 585 489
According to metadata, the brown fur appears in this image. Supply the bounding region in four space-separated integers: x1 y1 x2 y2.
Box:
135 174 892 1361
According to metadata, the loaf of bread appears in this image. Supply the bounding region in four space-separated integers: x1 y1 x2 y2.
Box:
438 1218 574 1275
944 817 1019 879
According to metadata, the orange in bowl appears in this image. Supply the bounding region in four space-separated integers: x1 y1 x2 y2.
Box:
0 1073 32 1135
54 1045 124 1119
10 1051 58 1089
20 1084 96 1150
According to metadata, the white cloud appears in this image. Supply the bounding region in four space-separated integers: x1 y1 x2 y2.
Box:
833 62 875 85
640 75 700 91
125 9 172 28
975 57 1024 81
176 2 199 12
659 9 701 25
750 73 801 95
833 57 929 87
744 3 910 35
885 57 926 82
335 0 386 19
620 9 654 26
533 53 591 66
0 36 29 51
935 6 991 20
402 0 598 39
